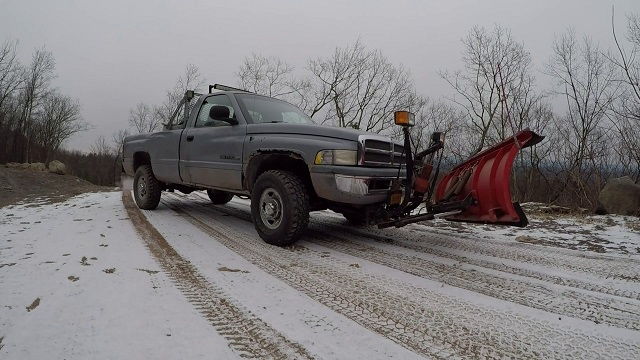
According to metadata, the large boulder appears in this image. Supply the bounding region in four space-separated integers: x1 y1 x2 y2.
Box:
48 160 66 175
598 176 640 216
28 162 46 171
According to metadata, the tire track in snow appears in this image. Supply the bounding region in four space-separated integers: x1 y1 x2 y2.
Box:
161 194 640 359
123 192 313 360
313 216 640 301
314 211 640 284
195 193 640 302
306 231 640 330
182 193 640 330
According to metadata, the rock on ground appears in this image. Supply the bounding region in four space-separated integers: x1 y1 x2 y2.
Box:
48 160 66 175
598 176 640 216
28 162 46 171
6 162 47 171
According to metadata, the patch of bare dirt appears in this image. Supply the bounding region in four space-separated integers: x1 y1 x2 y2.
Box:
516 234 607 253
0 166 112 208
217 266 249 273
136 268 159 275
25 297 40 312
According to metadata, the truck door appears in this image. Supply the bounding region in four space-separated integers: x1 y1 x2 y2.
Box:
181 94 246 190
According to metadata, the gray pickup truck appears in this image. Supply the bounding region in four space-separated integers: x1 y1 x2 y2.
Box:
123 86 406 245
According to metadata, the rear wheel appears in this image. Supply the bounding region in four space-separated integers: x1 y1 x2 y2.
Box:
133 165 161 210
206 189 234 205
251 170 309 246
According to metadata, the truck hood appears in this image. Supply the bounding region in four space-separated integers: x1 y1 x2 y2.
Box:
246 123 387 142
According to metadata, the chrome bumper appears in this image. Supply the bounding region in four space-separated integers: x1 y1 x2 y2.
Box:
310 166 404 205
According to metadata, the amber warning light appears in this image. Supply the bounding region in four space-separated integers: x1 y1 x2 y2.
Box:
394 111 415 127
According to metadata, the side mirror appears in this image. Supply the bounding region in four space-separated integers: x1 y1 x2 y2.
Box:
209 105 238 125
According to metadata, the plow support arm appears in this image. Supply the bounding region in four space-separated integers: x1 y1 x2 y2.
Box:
434 129 543 227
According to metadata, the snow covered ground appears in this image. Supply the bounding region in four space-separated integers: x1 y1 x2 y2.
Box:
0 192 238 359
428 202 640 257
2 190 640 359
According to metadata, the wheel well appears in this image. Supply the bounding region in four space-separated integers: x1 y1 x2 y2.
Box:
133 152 151 172
245 152 315 196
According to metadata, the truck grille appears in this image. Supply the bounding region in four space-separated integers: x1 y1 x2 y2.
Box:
361 138 406 167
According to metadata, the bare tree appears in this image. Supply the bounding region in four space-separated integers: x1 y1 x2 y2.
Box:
608 11 640 181
0 40 24 157
128 102 156 133
236 54 311 110
441 25 536 155
35 91 86 162
154 64 205 125
0 40 24 110
177 63 205 94
16 47 56 161
611 115 640 181
238 54 294 96
89 135 114 156
307 40 419 133
111 128 130 155
547 30 618 206
610 11 640 123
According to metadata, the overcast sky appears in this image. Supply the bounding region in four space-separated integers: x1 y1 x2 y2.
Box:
1 0 638 149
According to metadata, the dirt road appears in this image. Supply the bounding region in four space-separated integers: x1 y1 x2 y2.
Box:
129 190 640 359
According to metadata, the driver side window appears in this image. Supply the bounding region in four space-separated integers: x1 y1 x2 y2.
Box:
195 94 235 128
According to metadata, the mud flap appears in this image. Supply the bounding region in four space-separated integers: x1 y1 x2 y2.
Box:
434 129 543 227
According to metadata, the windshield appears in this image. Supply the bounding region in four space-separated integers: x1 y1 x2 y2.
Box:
235 94 314 125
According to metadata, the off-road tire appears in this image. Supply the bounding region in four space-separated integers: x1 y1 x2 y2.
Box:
207 189 234 205
251 170 310 246
133 165 161 210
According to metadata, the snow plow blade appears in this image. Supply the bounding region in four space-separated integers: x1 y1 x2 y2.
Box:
434 129 544 227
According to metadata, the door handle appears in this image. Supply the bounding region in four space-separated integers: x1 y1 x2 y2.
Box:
186 135 194 142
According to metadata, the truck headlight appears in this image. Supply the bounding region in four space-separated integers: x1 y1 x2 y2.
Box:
314 150 358 165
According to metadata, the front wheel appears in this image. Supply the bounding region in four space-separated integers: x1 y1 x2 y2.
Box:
250 170 309 246
133 165 161 210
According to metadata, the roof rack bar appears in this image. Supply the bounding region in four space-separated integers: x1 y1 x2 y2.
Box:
209 84 250 93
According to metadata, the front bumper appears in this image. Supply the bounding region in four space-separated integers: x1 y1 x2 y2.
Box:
310 165 405 205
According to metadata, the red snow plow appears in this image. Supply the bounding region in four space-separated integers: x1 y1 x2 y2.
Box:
376 111 543 229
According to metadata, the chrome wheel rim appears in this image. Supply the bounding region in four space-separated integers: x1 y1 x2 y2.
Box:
138 177 147 198
259 187 283 230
